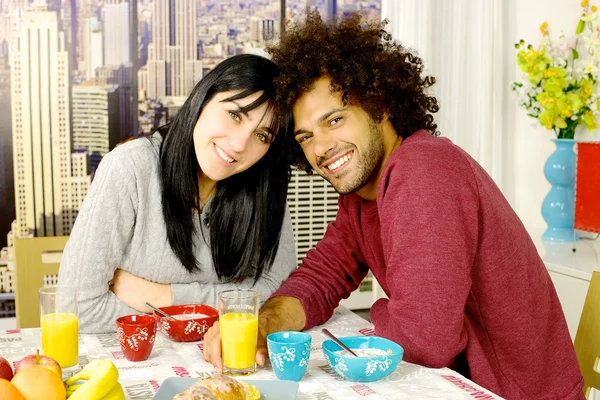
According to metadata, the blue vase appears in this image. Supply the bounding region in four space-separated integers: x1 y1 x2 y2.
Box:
541 139 579 242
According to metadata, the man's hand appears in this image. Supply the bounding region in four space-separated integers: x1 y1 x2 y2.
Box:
202 296 307 372
202 320 270 374
109 269 172 312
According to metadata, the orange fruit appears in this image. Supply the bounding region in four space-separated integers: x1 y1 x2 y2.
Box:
11 365 65 400
0 378 25 400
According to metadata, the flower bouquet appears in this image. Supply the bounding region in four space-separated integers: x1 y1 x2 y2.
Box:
512 0 600 139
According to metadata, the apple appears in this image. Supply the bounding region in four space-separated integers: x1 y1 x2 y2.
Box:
11 366 64 400
0 356 13 381
14 350 61 378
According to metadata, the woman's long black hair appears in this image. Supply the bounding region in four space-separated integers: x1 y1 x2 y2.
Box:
158 54 292 283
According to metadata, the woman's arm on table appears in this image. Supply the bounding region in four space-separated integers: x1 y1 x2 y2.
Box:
110 208 298 313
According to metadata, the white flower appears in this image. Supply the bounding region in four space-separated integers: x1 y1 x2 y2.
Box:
581 12 594 22
583 61 598 75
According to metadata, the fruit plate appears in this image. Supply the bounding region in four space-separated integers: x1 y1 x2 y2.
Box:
152 377 299 400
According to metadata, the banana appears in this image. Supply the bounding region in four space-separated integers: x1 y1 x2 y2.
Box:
100 382 125 400
65 360 122 400
66 383 83 398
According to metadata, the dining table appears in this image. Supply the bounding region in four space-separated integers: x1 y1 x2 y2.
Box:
0 306 503 399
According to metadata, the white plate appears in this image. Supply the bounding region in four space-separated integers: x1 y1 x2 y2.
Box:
152 377 299 400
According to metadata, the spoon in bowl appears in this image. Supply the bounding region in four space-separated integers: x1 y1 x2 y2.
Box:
321 328 359 357
146 302 177 321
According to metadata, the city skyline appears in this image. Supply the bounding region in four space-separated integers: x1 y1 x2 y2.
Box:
0 0 381 250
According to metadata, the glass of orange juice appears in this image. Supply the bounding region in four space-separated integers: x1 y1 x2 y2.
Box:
218 289 260 376
39 286 79 368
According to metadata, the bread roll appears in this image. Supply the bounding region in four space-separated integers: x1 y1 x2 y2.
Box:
173 374 260 400
173 384 217 399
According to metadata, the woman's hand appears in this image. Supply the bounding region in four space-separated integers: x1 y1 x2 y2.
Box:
109 269 172 312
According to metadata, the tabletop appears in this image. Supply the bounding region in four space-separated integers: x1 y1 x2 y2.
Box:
0 306 502 400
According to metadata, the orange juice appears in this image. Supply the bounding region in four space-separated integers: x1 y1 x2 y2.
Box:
220 312 258 369
41 313 79 367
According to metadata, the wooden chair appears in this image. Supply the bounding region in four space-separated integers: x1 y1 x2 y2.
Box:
574 270 600 398
13 236 69 328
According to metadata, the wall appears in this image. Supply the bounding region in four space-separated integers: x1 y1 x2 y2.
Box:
508 0 600 234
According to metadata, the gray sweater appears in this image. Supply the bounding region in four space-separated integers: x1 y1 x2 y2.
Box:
58 133 297 333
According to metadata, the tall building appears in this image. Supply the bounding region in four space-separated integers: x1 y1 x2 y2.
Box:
324 0 337 20
82 16 103 80
77 0 98 73
70 151 90 214
0 65 13 249
97 0 136 138
103 0 130 66
250 17 275 44
10 7 74 237
72 82 120 171
94 64 134 140
147 0 202 98
0 11 10 47
60 0 77 68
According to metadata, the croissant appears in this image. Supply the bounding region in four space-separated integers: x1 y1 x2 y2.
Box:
173 374 260 400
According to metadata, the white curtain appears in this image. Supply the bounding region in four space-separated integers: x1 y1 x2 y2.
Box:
381 0 509 189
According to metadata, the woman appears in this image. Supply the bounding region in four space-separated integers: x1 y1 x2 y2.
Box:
58 54 297 333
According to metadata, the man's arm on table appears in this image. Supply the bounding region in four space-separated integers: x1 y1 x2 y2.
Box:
203 197 368 371
203 296 306 372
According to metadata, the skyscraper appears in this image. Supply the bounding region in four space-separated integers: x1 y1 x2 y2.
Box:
250 17 275 44
97 0 136 138
147 0 202 98
103 0 130 66
94 64 133 141
60 0 77 69
82 16 103 80
70 151 90 214
72 81 120 171
10 7 73 237
324 0 337 20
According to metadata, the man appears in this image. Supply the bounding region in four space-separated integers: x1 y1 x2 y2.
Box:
204 12 584 399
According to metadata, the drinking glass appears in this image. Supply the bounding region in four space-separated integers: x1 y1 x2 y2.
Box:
218 289 260 375
39 286 79 368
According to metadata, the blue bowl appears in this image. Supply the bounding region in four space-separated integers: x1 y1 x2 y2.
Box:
322 336 403 382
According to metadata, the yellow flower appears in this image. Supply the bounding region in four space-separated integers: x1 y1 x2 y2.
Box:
539 109 567 130
539 110 556 130
516 47 552 85
582 0 589 8
540 22 549 35
593 5 598 12
566 93 583 112
543 75 568 94
581 78 595 99
543 66 567 79
537 92 557 110
583 110 598 130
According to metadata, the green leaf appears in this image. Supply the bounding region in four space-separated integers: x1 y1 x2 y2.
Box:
572 48 579 60
576 19 585 34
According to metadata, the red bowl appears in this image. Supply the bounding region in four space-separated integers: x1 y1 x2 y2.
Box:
154 304 218 342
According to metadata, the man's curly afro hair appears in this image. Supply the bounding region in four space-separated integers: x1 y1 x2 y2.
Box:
267 11 440 173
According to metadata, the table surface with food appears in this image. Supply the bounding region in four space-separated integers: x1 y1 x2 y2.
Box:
0 306 502 400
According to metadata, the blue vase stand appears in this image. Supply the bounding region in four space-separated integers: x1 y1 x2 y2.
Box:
541 138 580 242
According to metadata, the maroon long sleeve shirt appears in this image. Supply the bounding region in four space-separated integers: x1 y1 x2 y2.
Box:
272 131 584 399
